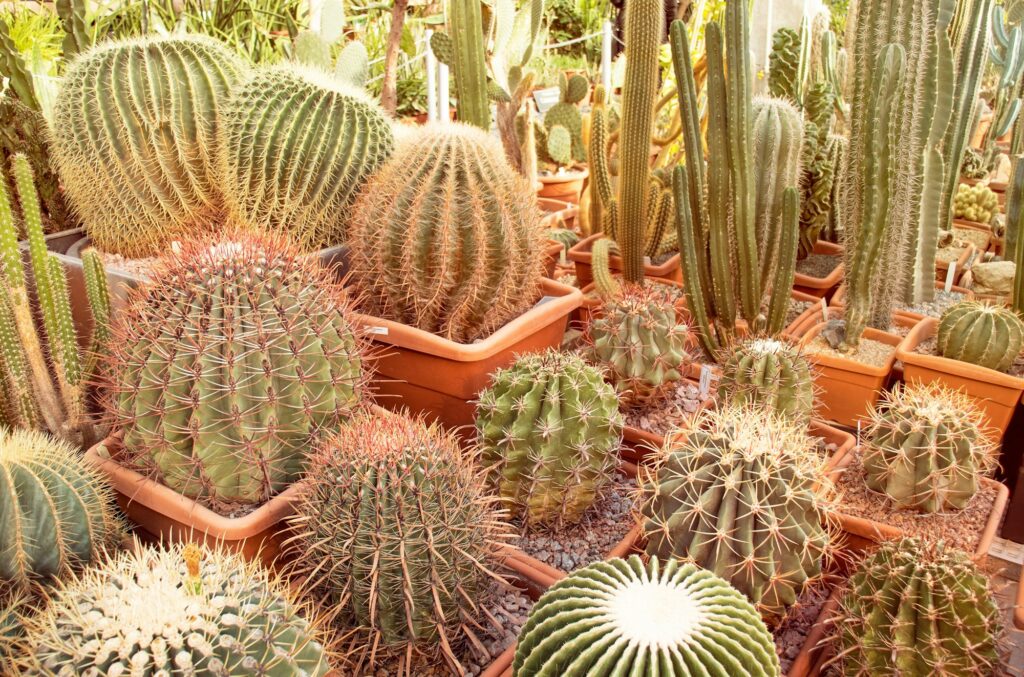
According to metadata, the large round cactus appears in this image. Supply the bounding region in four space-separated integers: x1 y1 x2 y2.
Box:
476 350 623 526
19 543 332 676
105 230 366 505
347 123 546 343
0 428 119 591
863 383 996 513
834 538 1001 676
50 35 245 258
289 412 508 671
513 555 780 677
640 405 832 618
937 301 1024 372
720 338 815 423
219 64 394 251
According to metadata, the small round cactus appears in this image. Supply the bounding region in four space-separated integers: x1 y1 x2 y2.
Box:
513 555 780 677
640 404 833 619
719 338 815 423
19 543 333 675
863 383 997 513
476 350 623 526
0 428 119 591
953 182 999 224
105 230 366 505
937 300 1024 372
834 537 1001 676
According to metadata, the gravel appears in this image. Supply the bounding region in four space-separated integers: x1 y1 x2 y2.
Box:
97 249 159 279
914 335 1024 377
805 334 897 369
785 300 814 330
894 289 967 318
796 253 841 279
773 582 835 675
623 378 717 437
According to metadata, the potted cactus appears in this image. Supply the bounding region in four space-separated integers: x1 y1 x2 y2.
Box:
533 72 591 204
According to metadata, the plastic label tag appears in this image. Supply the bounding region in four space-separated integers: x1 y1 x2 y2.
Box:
820 298 829 322
559 247 567 266
698 364 712 397
944 261 957 292
368 326 389 336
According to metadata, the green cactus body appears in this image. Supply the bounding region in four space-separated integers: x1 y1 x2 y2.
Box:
476 350 622 526
952 182 999 223
0 589 27 674
106 232 366 505
1013 159 1024 314
768 27 801 102
334 40 370 88
835 538 1001 676
347 123 545 343
640 405 832 619
541 72 588 165
21 543 332 676
799 83 838 258
960 146 990 180
219 64 394 251
293 30 332 69
51 35 244 258
720 338 814 423
447 0 491 130
512 555 780 677
937 301 1024 372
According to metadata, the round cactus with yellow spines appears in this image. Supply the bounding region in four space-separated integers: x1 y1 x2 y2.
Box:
937 300 1024 372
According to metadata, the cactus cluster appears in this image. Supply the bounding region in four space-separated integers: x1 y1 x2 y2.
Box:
539 72 588 166
513 555 780 677
640 405 833 619
798 81 839 259
961 147 991 180
937 300 1024 372
953 182 1000 224
289 413 507 673
347 123 546 343
720 338 815 423
18 543 333 675
833 538 1001 676
982 3 1024 158
104 230 366 506
476 350 622 527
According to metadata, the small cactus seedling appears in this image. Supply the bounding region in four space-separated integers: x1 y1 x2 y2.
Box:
937 300 1024 372
720 337 815 423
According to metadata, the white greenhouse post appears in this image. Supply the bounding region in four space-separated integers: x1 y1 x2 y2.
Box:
764 0 774 71
425 30 438 122
601 20 613 94
308 0 324 33
439 62 450 123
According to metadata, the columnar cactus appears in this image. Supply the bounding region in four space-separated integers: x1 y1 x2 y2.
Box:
347 123 546 343
289 413 508 672
640 405 833 618
476 350 623 526
720 338 815 423
218 64 394 251
105 231 366 505
834 538 1001 676
937 301 1024 372
798 82 838 258
19 543 333 675
512 555 780 677
50 35 244 258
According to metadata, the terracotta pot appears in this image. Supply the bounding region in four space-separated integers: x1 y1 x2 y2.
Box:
793 241 844 300
951 217 996 253
934 243 974 284
568 233 682 288
830 280 974 322
971 114 993 149
537 169 588 204
782 289 831 340
785 588 843 677
1016 567 1024 630
355 278 583 430
617 385 715 464
541 239 564 277
896 316 1024 438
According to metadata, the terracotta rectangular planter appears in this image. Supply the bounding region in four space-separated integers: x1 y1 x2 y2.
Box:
793 240 844 300
541 239 564 278
537 168 588 204
782 289 832 340
568 233 682 288
934 242 974 284
829 280 974 322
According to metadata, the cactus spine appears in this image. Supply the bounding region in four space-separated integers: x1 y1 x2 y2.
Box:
720 338 815 424
937 300 1024 372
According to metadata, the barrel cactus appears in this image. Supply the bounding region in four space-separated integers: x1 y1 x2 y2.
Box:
863 383 996 513
640 405 833 619
105 230 366 505
476 350 622 527
289 413 508 672
0 428 119 591
219 64 394 251
50 35 245 258
513 555 780 677
0 590 27 674
347 123 546 343
719 338 815 423
937 301 1024 372
834 538 1001 676
19 543 333 676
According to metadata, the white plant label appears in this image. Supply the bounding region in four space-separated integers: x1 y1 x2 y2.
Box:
698 364 712 398
944 261 957 292
368 326 389 336
820 298 829 322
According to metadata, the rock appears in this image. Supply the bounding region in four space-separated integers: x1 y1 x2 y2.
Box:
972 260 1015 295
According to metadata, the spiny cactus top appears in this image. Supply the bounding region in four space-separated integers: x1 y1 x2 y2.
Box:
476 350 623 527
347 123 546 343
937 300 1024 372
105 230 366 505
719 337 815 423
512 555 780 677
18 543 333 676
0 428 119 591
289 412 509 672
640 404 833 619
834 537 1001 676
0 589 27 674
51 35 245 258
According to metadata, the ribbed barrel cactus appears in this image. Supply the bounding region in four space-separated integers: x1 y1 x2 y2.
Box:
476 350 622 526
513 555 780 677
289 413 508 672
19 543 332 676
720 338 815 423
937 301 1024 372
863 383 996 513
105 231 366 505
50 35 244 258
0 590 27 674
219 64 394 251
347 123 546 343
834 538 1001 676
640 405 832 618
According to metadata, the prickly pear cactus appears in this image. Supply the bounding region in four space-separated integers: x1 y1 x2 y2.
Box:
937 300 1024 372
953 182 1000 224
476 350 623 526
720 338 815 423
105 231 366 505
19 543 333 676
863 383 996 512
640 405 833 619
513 555 780 676
541 72 588 165
834 538 1001 676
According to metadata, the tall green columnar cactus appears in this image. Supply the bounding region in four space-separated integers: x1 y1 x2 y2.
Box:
799 83 838 258
448 0 490 130
983 4 1024 158
1011 158 1024 313
51 35 245 258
